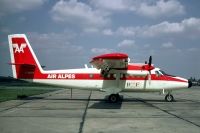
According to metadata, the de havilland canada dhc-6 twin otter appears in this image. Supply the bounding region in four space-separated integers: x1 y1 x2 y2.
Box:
8 34 192 103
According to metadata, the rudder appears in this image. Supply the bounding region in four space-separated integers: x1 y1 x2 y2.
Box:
8 34 43 79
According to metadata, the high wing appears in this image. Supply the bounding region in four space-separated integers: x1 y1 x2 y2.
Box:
90 53 129 76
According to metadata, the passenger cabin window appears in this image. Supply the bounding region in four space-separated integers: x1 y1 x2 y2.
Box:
125 74 129 78
102 73 116 79
120 74 123 78
113 74 116 78
107 74 111 78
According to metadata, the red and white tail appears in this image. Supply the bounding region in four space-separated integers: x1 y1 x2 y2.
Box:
8 34 43 79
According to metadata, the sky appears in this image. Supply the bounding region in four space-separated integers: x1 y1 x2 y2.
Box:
0 0 200 79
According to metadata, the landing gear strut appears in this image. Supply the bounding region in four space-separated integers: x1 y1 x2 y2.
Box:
165 93 174 102
108 94 120 103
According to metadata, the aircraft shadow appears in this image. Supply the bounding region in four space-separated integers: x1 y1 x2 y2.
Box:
20 96 184 104
18 96 44 100
88 98 168 109
21 96 165 102
89 100 122 109
44 98 103 101
123 98 166 102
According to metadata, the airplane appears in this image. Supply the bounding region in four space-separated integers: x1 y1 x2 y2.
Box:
8 34 192 103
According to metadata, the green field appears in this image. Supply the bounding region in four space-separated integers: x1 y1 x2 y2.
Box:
0 84 61 102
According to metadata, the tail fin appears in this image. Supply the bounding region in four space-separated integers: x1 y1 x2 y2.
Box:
8 34 43 79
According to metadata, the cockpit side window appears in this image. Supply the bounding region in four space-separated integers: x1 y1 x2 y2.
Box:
159 70 166 75
159 70 176 77
155 71 161 77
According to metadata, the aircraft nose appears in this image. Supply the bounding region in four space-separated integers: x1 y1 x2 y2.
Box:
188 80 192 88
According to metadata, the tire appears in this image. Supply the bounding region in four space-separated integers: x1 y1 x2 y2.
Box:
109 94 119 103
165 94 174 102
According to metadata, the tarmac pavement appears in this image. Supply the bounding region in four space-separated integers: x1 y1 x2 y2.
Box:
0 87 200 133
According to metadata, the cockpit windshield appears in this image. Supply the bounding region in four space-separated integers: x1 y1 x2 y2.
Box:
159 70 166 75
159 70 176 77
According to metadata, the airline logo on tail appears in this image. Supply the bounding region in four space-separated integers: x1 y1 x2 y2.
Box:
13 43 26 53
8 34 44 79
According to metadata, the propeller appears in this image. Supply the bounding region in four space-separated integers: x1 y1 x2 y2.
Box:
148 56 152 85
143 56 153 85
148 56 152 67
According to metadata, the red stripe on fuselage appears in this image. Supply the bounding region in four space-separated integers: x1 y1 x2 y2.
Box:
23 72 187 83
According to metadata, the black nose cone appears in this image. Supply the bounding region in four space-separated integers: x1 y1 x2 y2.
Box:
188 80 192 88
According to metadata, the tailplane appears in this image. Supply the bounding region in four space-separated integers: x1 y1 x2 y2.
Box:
8 34 43 79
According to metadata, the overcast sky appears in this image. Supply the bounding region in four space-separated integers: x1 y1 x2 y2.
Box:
0 0 200 79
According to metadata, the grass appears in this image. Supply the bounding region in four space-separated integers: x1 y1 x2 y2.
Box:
0 85 61 102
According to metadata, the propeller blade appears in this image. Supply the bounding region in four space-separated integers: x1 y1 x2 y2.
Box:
146 56 152 85
148 56 152 66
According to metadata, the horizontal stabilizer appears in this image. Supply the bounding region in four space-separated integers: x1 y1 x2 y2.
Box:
8 63 36 67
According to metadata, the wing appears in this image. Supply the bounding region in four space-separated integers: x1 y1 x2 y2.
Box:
90 53 129 76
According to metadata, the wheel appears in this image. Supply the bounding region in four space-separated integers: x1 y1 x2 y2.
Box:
108 94 119 103
165 94 174 102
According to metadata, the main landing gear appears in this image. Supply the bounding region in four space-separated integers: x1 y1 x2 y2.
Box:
108 92 175 103
165 93 174 102
108 94 120 103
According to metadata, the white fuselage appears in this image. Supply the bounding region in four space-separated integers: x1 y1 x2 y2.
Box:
26 67 188 94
